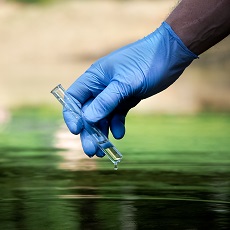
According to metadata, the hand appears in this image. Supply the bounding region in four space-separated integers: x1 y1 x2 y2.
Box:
63 22 198 157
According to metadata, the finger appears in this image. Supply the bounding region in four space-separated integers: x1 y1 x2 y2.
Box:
110 97 140 139
66 75 92 105
115 97 141 115
83 81 125 123
80 99 106 157
110 114 125 139
80 129 97 157
95 148 106 158
63 108 83 135
67 70 107 105
82 97 110 136
80 129 105 158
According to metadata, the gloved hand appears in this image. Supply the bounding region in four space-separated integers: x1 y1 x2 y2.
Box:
63 22 198 157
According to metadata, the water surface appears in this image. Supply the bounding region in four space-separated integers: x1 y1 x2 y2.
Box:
0 110 229 229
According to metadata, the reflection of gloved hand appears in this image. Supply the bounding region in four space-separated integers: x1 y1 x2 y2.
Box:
63 22 198 157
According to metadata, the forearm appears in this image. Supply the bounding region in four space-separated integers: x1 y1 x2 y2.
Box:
166 0 230 55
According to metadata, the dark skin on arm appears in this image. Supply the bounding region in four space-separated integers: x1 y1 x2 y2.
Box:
166 0 230 55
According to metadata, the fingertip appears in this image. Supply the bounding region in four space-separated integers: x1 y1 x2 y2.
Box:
82 139 97 158
80 130 97 157
112 125 125 139
63 110 83 134
95 149 105 158
67 121 78 134
111 114 126 139
80 129 105 158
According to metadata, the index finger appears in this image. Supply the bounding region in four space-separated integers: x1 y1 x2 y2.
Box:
66 71 107 105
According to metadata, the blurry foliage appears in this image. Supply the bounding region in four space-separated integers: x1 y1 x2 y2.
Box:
0 106 61 149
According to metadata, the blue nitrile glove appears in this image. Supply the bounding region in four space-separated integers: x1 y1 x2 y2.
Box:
63 22 198 157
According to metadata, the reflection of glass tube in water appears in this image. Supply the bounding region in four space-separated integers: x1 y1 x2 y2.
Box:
51 84 122 170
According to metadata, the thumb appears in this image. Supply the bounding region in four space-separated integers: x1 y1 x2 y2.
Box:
83 81 125 123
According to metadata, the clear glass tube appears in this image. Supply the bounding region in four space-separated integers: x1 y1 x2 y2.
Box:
51 84 123 170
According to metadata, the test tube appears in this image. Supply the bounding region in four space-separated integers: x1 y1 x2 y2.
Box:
51 84 123 170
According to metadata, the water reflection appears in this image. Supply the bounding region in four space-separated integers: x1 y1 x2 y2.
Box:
1 124 230 229
120 200 137 230
1 111 229 229
1 153 229 230
54 125 97 171
2 188 229 230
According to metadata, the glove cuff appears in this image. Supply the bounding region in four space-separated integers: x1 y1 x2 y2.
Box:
162 21 199 59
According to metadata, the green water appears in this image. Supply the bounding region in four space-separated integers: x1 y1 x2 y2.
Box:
0 107 229 229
